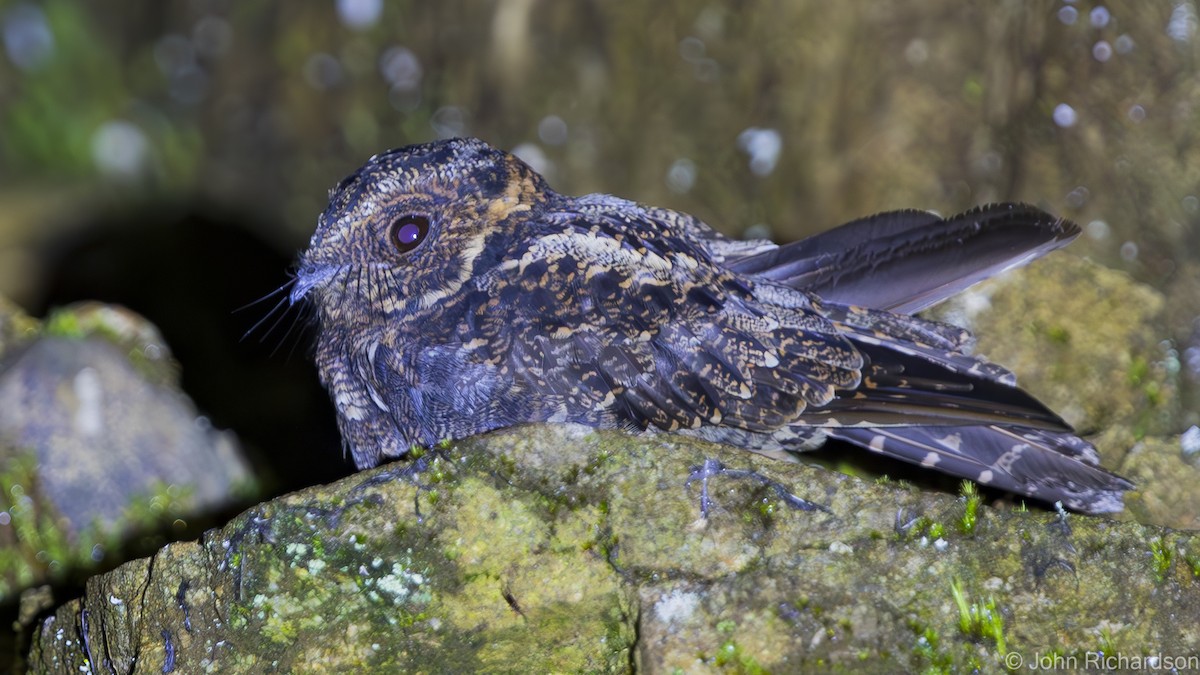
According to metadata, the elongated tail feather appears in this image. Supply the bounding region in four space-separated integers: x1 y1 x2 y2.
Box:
824 425 1132 514
727 204 1080 314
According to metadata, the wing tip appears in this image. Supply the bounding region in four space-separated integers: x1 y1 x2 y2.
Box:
1058 481 1133 515
966 202 1082 242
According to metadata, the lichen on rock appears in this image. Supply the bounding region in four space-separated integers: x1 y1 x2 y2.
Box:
26 424 1200 673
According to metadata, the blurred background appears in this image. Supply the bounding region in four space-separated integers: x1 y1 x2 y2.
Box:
0 0 1197 494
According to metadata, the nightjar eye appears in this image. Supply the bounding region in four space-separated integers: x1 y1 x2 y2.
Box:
388 215 430 254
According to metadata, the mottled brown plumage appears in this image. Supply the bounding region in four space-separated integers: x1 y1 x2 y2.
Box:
291 138 1133 513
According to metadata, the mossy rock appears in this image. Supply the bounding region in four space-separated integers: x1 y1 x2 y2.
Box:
0 299 255 606
27 424 1200 673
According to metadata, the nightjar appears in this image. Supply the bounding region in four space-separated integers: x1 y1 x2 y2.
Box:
291 137 1132 514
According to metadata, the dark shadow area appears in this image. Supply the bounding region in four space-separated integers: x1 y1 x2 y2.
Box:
31 203 353 496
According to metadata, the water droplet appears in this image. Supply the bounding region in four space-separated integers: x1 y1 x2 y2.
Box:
1066 186 1090 208
678 36 705 62
1182 425 1200 456
1090 6 1111 27
92 120 150 178
1093 40 1112 61
666 158 696 194
337 0 383 29
537 115 568 146
1168 2 1197 42
431 106 468 137
1086 220 1110 240
2 4 54 71
303 53 343 91
1119 240 1138 261
1115 33 1135 53
743 223 772 240
737 128 783 176
511 143 550 176
1058 6 1078 25
1053 103 1077 128
974 151 1003 176
1128 104 1146 122
1185 345 1200 377
379 46 421 89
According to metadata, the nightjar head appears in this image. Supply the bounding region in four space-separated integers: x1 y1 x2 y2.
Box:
290 137 550 326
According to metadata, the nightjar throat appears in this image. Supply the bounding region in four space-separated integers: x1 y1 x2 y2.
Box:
291 137 1132 514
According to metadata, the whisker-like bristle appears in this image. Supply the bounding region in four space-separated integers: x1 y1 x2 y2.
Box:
242 293 292 343
275 300 314 359
236 277 296 314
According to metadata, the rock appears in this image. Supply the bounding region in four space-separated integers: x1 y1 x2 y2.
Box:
26 424 1200 673
1121 435 1200 530
0 300 255 603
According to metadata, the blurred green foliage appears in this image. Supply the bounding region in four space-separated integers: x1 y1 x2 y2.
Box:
0 2 1195 255
0 0 1197 402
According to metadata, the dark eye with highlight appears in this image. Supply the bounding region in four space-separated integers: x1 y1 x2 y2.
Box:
389 215 430 254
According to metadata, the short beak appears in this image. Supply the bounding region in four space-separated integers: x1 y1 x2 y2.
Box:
290 264 339 305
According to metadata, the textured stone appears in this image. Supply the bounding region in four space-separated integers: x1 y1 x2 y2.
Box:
27 424 1200 673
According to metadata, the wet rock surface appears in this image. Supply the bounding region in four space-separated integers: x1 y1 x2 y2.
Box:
26 424 1200 673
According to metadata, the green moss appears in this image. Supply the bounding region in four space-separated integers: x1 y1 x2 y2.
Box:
0 450 196 602
1046 325 1072 345
751 495 782 523
41 310 84 339
910 622 953 672
1096 628 1118 660
950 578 1006 654
905 516 946 542
39 306 179 384
1150 537 1174 581
1127 356 1151 386
958 481 980 535
1184 554 1200 578
712 640 768 674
